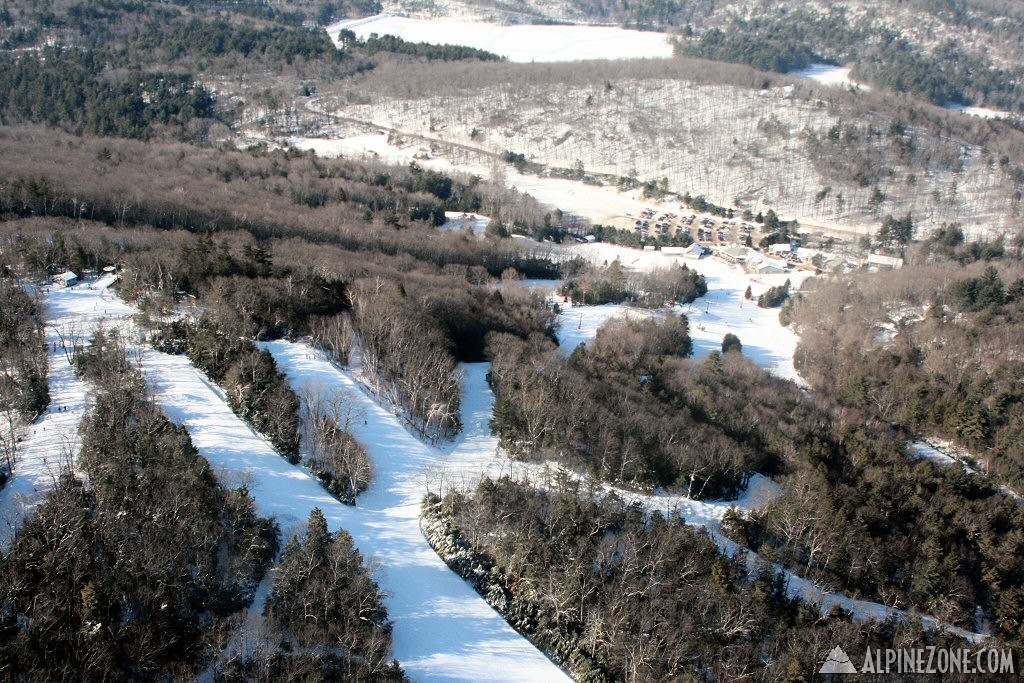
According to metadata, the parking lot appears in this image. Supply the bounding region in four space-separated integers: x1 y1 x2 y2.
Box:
627 206 763 247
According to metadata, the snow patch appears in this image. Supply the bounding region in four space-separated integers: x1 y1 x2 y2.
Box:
441 211 490 234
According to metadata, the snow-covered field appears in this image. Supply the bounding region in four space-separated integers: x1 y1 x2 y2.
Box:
0 275 136 551
327 14 675 62
288 133 452 171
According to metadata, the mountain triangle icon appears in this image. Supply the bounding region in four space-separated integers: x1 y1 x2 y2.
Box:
819 646 858 674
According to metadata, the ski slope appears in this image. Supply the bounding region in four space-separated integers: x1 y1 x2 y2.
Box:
143 341 569 682
327 14 675 62
554 242 810 383
0 275 135 551
3 276 983 673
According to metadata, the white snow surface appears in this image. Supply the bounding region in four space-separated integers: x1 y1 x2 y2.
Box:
441 211 490 234
143 340 569 683
945 103 1014 120
327 14 675 62
0 275 136 551
790 63 868 90
288 133 452 170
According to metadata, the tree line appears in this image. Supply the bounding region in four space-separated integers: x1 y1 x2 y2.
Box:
0 280 48 485
0 127 562 279
0 50 214 139
488 317 778 497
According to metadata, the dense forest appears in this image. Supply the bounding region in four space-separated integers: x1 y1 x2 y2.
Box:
559 260 707 307
790 237 1024 488
450 0 1024 111
0 280 48 484
489 303 1024 639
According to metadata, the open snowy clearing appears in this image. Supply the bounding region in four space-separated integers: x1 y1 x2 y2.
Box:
326 14 675 62
0 275 135 551
441 211 490 234
790 63 868 90
945 103 1015 120
288 133 453 172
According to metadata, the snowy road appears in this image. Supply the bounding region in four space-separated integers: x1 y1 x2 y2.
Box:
144 341 570 682
0 276 135 551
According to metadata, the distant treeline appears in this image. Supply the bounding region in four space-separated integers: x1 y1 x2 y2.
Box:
0 50 213 139
128 18 341 63
348 30 504 62
682 24 818 74
673 7 1024 111
852 35 1024 112
0 128 563 279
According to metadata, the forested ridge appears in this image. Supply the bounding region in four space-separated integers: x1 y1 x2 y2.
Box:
791 234 1024 488
440 0 1024 111
0 110 569 676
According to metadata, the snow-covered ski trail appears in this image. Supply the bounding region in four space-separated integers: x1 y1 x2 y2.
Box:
0 275 135 551
144 341 570 682
270 341 985 643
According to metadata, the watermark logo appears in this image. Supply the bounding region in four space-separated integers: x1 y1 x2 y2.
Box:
819 646 857 674
819 645 1014 676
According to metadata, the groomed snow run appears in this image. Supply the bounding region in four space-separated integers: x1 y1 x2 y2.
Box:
326 15 675 62
0 275 136 551
143 340 570 683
